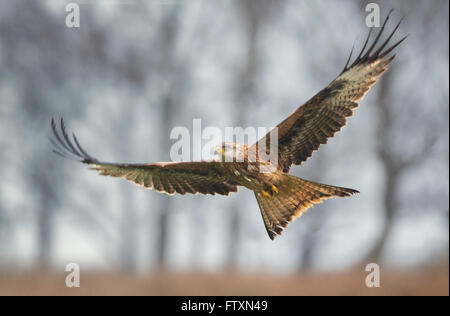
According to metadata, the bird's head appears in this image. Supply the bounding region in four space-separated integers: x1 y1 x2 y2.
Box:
215 142 245 162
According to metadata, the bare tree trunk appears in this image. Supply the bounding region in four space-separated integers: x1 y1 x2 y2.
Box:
151 9 180 271
226 0 262 270
366 71 398 262
34 163 56 271
114 108 139 273
297 227 317 272
225 0 275 270
366 168 398 261
296 154 327 273
296 197 325 272
37 197 52 270
0 202 6 266
119 185 137 272
157 205 170 270
156 94 176 270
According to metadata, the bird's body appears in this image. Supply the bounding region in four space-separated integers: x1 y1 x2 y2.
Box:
51 11 405 240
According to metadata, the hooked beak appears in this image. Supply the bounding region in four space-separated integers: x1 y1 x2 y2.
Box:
215 146 224 155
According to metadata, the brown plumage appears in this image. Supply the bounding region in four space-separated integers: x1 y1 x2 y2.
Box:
51 11 405 240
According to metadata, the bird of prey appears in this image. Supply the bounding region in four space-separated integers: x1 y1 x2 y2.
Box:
51 11 405 240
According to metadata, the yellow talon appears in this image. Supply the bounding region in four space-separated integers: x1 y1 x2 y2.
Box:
271 185 279 194
261 190 272 198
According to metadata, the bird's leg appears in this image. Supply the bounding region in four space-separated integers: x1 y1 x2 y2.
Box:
261 190 272 198
271 184 279 194
261 184 279 198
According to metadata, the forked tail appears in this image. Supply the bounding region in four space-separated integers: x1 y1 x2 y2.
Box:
254 174 358 240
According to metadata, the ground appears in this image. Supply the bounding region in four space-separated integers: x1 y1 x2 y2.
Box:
0 264 447 296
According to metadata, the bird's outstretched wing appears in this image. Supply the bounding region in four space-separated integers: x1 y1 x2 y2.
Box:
256 10 406 172
51 118 238 196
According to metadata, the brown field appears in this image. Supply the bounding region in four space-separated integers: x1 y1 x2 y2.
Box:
0 265 448 296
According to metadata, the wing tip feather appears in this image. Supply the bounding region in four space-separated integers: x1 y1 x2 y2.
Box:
50 116 97 164
342 10 405 73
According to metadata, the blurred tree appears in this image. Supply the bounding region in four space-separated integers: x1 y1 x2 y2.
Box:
0 1 151 270
0 0 447 273
295 155 329 272
117 113 139 273
153 7 185 270
0 202 7 266
0 1 65 269
225 0 274 269
361 0 449 262
367 69 439 261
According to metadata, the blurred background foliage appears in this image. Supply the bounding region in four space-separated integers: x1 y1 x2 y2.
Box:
0 0 448 295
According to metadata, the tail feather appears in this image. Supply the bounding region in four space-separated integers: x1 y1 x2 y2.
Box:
255 175 358 240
